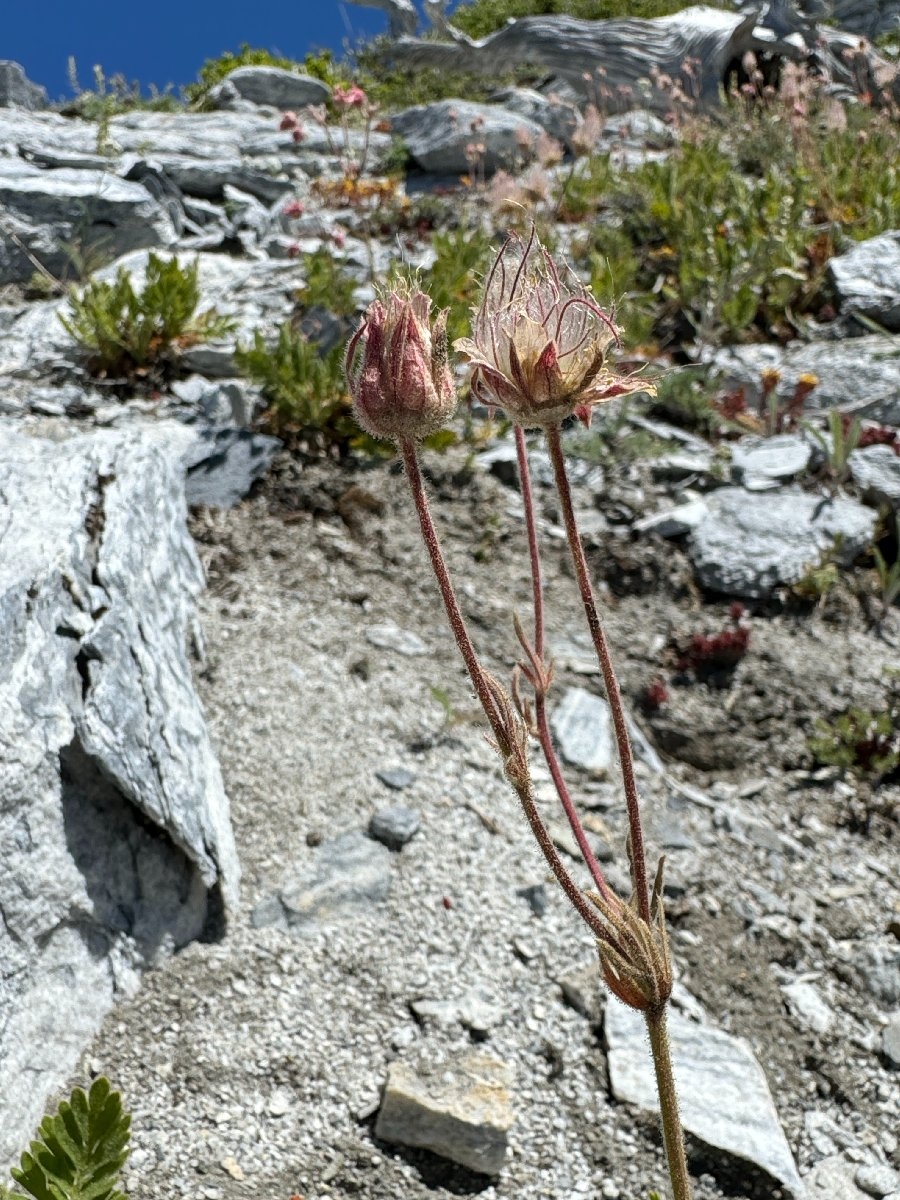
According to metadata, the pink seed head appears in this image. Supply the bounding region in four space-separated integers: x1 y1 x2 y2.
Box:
454 225 652 428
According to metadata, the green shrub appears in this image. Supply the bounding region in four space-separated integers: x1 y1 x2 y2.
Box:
647 368 720 434
297 248 359 319
1 1078 130 1200
423 225 495 344
809 706 900 780
64 61 181 120
60 253 234 379
235 323 355 448
354 38 530 108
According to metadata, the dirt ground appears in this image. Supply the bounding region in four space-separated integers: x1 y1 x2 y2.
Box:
83 436 898 1200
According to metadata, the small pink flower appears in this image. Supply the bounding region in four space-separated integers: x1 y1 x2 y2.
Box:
283 199 305 219
286 242 301 258
279 111 298 131
345 284 457 442
331 226 347 249
292 127 305 144
333 83 369 109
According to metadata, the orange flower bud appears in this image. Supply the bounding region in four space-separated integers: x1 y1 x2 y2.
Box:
345 285 457 441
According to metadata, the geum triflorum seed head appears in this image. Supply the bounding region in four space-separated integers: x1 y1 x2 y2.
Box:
345 283 457 441
587 857 673 1016
454 226 652 429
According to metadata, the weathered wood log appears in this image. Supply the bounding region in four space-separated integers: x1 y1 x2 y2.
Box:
348 2 810 108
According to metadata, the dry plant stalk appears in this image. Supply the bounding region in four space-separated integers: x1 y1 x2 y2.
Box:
345 227 692 1200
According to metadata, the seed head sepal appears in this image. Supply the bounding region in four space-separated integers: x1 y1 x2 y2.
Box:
587 856 673 1015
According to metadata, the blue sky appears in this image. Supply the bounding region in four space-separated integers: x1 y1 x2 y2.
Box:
5 0 455 103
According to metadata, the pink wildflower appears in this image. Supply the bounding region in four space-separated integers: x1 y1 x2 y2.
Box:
345 284 457 441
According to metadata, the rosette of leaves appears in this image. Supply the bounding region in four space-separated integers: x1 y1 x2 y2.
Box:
60 253 234 381
1 1078 130 1200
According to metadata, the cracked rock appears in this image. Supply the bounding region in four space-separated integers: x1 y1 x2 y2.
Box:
0 422 237 1163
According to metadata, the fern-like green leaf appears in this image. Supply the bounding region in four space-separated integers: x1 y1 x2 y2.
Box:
9 1079 130 1200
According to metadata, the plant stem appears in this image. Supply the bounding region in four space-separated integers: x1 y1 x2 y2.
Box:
399 434 622 950
515 426 614 903
646 1008 693 1200
545 424 651 924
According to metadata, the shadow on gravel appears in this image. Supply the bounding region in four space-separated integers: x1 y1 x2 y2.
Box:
368 1136 495 1195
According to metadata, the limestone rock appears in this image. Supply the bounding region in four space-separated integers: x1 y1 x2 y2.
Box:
206 67 330 111
827 231 900 332
849 445 900 512
0 423 238 1163
487 88 582 151
805 1155 869 1198
390 99 544 175
375 1050 515 1174
369 805 421 851
0 165 178 285
0 60 48 111
715 337 900 426
551 686 614 775
731 434 813 485
256 831 393 929
605 1002 803 1196
689 486 877 598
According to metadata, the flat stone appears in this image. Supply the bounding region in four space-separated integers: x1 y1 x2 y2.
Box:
827 231 900 331
278 831 392 927
184 428 280 508
689 486 877 598
849 445 900 512
390 99 544 175
369 805 420 851
375 1050 515 1175
366 622 429 657
557 960 604 1022
550 686 614 775
605 1002 803 1197
781 980 834 1035
882 1011 900 1067
376 767 416 791
457 988 505 1037
207 67 330 111
634 498 710 537
731 434 813 483
856 1164 900 1198
715 337 900 426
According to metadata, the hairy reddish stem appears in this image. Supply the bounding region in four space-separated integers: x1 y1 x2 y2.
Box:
514 427 614 903
545 425 651 924
400 435 621 950
647 1009 694 1200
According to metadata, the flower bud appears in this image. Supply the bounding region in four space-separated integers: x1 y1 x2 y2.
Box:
345 285 457 441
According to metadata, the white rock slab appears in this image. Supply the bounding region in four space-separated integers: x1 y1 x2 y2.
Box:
375 1051 515 1175
605 1001 804 1197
